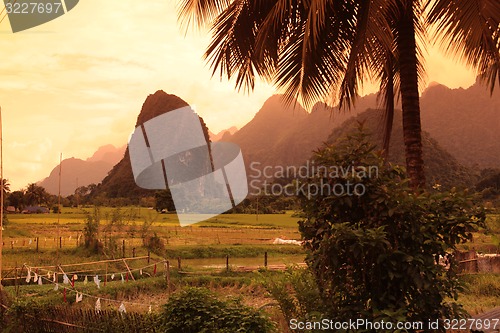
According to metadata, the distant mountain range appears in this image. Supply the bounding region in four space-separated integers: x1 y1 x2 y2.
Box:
420 80 500 169
209 126 238 142
226 93 377 171
38 144 125 196
325 108 477 189
38 81 499 197
225 81 499 177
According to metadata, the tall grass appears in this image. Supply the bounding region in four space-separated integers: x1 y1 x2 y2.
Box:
458 274 500 314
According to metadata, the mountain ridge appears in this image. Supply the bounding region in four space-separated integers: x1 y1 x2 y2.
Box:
91 90 211 200
37 81 499 197
38 143 125 196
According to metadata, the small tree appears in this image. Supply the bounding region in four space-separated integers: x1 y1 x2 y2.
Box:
154 189 175 212
102 208 125 256
83 207 101 253
298 128 486 331
7 190 25 212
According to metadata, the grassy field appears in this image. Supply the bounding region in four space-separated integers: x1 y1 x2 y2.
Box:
2 208 304 268
1 209 499 332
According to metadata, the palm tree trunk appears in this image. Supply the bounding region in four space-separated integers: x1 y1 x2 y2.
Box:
396 0 426 190
382 53 395 158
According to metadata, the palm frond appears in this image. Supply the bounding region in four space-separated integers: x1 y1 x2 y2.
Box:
204 0 268 92
251 0 341 106
275 0 350 107
427 0 500 92
338 0 394 111
178 0 233 30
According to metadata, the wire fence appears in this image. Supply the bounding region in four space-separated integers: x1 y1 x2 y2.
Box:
2 225 301 250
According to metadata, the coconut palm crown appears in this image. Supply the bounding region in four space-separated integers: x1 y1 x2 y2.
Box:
178 0 500 189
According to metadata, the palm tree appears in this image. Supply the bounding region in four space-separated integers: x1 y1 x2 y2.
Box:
25 183 48 206
178 0 500 190
0 178 9 197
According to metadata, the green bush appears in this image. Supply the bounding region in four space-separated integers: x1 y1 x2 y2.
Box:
161 287 275 333
145 232 165 256
83 207 102 253
298 128 486 332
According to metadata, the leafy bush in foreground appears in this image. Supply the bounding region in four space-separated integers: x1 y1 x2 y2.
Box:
297 129 486 332
161 287 275 333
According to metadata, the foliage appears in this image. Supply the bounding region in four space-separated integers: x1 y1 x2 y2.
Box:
6 190 25 212
139 211 165 256
298 129 487 332
154 190 175 212
101 208 126 256
230 195 298 214
51 205 60 214
160 287 275 333
144 232 165 256
476 168 500 207
24 183 49 206
262 268 328 332
72 183 98 206
178 0 500 189
83 207 102 253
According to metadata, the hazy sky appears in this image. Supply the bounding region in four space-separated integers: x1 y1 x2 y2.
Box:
1 0 478 191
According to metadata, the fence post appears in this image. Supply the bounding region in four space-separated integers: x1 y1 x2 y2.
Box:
166 260 171 294
122 259 135 281
132 248 136 258
264 252 268 268
36 237 39 252
59 237 62 249
122 240 125 258
177 257 181 270
15 265 19 297
147 250 150 264
226 255 229 272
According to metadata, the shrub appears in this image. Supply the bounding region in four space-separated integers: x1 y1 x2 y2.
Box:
298 128 486 332
83 206 102 253
262 268 327 331
161 287 275 333
145 232 165 256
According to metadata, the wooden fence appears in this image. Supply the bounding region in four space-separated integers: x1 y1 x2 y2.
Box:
1 305 161 333
456 250 500 273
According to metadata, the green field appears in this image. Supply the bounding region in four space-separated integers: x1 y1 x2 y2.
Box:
2 209 499 272
1 209 499 332
1 208 304 268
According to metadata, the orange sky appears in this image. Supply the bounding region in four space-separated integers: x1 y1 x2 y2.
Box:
0 0 478 191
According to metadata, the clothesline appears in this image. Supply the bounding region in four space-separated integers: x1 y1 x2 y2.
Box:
22 260 160 280
4 255 150 271
2 256 157 280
